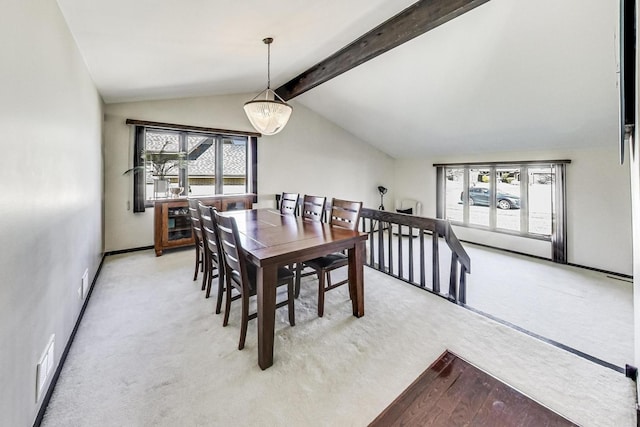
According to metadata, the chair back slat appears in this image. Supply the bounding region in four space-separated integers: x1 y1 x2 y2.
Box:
301 195 326 222
329 198 362 231
280 192 299 215
198 202 220 256
188 199 203 240
214 212 248 286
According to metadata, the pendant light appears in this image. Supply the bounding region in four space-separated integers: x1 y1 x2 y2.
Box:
243 37 292 136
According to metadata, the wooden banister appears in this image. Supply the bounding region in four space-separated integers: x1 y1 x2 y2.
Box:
360 208 471 304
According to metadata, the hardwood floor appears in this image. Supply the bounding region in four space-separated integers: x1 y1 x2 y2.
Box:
369 351 577 426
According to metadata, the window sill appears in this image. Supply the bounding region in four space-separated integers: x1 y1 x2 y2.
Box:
447 221 552 242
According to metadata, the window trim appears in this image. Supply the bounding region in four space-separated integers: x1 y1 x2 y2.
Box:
435 160 570 263
128 120 258 212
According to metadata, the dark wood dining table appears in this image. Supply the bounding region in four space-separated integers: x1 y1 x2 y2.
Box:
220 208 369 369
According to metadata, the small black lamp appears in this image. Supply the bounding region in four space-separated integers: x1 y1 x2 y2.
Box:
377 186 387 210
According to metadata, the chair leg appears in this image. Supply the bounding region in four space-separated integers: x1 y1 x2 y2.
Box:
223 279 232 327
239 292 249 350
200 248 208 291
287 279 295 326
205 263 215 298
294 263 302 298
317 270 325 318
215 266 224 315
193 244 200 281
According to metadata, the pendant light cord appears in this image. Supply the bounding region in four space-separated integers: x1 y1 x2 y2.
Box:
247 37 287 103
267 41 271 90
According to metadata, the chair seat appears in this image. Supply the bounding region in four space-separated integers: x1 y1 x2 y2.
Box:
304 253 348 270
231 264 294 294
295 198 362 318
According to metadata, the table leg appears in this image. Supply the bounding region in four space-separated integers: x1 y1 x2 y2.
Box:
348 241 365 317
257 264 277 369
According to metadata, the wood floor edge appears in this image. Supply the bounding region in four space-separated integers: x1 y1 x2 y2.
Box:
368 349 455 426
450 351 581 426
368 349 579 426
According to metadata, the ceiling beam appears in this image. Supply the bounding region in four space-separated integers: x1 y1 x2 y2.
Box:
275 0 490 101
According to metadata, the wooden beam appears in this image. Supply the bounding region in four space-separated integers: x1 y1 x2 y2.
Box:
275 0 491 101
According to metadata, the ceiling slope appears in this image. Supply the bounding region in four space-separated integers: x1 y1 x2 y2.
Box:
276 0 490 100
296 0 620 158
55 0 416 103
57 0 620 158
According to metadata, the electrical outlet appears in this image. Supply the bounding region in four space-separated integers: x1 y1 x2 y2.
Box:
81 269 89 299
36 335 55 402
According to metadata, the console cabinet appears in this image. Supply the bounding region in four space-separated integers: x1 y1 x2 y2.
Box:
153 194 254 256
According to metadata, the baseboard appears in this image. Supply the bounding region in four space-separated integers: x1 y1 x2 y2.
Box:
566 263 632 281
104 245 154 256
461 303 625 374
32 254 106 427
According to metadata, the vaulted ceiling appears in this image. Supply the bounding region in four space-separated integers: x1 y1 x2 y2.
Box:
56 0 620 158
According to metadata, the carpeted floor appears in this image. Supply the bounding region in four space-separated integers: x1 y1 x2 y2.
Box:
369 233 634 368
464 243 634 368
41 248 635 426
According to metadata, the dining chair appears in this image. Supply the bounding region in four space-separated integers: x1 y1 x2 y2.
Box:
296 198 362 317
280 192 299 216
214 211 296 350
188 199 206 289
198 203 225 313
301 194 326 222
293 195 327 297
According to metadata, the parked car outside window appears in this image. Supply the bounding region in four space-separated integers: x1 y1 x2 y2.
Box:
460 187 520 210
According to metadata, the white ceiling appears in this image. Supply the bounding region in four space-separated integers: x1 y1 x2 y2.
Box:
56 0 620 158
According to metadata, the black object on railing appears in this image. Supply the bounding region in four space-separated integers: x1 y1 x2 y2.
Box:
359 207 471 304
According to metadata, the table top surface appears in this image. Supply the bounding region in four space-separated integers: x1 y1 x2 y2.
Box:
221 209 368 266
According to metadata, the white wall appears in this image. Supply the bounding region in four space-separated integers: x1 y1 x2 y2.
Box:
394 146 632 276
104 96 395 251
0 1 104 425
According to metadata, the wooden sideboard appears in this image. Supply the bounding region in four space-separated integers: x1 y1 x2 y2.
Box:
153 194 255 256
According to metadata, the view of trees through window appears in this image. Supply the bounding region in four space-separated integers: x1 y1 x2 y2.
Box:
144 130 248 201
442 164 556 238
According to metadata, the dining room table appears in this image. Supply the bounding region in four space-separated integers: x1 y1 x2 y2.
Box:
219 208 369 369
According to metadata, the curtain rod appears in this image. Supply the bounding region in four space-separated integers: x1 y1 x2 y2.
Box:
125 119 261 138
433 159 571 167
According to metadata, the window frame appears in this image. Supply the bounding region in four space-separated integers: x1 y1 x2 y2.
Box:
127 119 260 212
435 159 570 263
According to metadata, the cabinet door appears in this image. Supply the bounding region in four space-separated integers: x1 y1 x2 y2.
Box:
166 203 192 243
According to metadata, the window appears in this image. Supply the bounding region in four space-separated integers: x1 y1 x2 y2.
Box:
468 168 490 227
528 166 553 235
127 120 259 212
435 160 570 263
444 168 464 223
495 167 521 232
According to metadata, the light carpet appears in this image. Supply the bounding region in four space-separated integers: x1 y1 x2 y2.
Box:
369 233 633 368
464 243 634 368
42 249 635 426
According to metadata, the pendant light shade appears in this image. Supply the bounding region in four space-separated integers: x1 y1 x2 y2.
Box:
244 38 292 136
